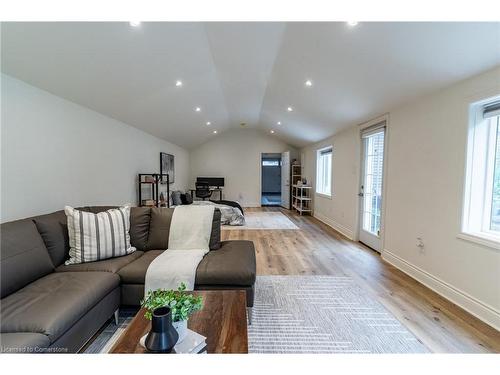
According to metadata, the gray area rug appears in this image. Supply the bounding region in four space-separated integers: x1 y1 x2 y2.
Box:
248 276 429 353
223 212 299 230
84 309 136 353
85 276 429 354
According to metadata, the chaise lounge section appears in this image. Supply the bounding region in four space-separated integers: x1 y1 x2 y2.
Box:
0 206 256 353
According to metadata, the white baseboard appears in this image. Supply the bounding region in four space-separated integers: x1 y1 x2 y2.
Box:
382 249 500 331
313 212 355 240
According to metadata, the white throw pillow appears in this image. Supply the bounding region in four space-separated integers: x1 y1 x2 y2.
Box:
64 206 136 265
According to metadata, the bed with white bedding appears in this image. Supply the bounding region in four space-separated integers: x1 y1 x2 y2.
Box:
191 200 245 226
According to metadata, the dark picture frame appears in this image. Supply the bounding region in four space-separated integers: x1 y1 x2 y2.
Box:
160 152 174 184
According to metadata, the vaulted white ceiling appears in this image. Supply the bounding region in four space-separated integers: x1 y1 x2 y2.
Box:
2 22 500 149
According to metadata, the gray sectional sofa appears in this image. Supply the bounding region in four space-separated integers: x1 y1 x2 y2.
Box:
0 206 256 353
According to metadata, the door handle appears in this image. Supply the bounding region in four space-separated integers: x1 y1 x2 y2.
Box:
358 185 364 197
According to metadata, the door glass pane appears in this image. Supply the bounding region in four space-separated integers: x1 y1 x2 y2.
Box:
490 117 500 231
362 131 385 236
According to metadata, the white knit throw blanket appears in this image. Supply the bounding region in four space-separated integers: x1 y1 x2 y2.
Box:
144 205 215 293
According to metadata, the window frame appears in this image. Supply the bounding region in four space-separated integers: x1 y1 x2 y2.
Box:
459 95 500 250
315 145 333 198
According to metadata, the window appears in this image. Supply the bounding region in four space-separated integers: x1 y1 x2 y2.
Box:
462 96 500 246
316 146 332 197
262 160 280 166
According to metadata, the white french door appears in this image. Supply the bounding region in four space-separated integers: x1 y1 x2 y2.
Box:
358 123 386 251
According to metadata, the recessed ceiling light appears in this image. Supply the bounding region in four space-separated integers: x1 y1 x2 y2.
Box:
347 21 358 27
129 21 141 27
305 80 313 87
213 130 218 134
287 106 293 112
270 130 275 134
175 80 183 87
277 121 281 125
195 107 201 112
206 121 211 126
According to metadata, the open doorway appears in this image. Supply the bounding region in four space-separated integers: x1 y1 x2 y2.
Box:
261 153 282 206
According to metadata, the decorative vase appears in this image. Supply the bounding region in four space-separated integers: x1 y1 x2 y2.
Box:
172 320 188 343
145 306 179 353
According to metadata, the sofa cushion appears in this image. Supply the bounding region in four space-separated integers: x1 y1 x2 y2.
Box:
55 251 144 273
144 207 221 251
118 240 255 287
0 272 119 343
0 219 55 299
144 208 173 250
129 207 151 250
0 333 50 353
33 210 69 267
118 250 163 284
195 240 256 286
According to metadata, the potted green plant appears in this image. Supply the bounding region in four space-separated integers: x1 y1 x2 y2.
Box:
141 283 203 342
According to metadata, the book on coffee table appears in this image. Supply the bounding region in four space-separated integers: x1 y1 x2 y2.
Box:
139 329 207 354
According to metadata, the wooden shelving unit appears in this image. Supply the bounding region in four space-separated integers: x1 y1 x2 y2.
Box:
292 185 312 215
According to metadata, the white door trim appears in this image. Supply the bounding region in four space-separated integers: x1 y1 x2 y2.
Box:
281 151 291 209
258 153 263 207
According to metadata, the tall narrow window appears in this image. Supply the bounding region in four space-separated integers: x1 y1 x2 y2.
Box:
316 146 332 196
462 96 500 246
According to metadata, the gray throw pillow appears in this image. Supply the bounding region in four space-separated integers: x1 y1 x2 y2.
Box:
171 190 182 206
184 192 193 204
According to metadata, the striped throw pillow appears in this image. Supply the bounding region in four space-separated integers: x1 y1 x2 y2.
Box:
64 206 136 265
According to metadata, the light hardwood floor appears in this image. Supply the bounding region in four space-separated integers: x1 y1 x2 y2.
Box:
222 207 500 353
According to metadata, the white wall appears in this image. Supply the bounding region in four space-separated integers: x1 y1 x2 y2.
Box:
190 128 296 206
301 66 500 329
1 74 189 222
383 66 500 329
301 126 360 239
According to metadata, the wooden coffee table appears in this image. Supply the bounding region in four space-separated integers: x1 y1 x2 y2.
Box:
110 290 248 353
